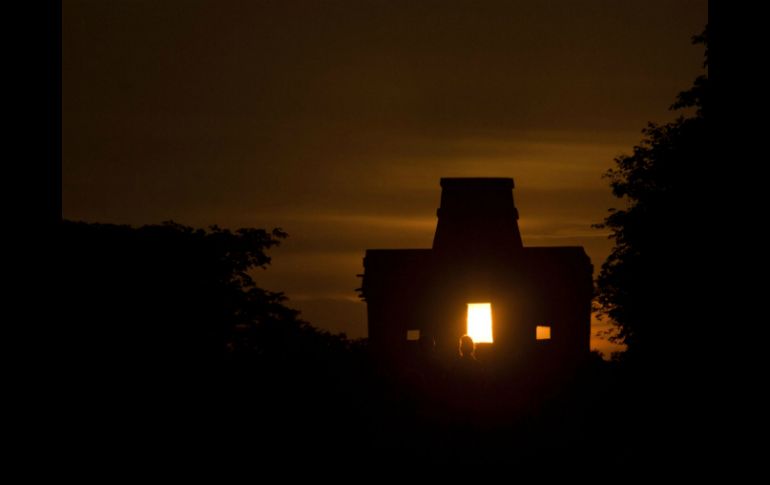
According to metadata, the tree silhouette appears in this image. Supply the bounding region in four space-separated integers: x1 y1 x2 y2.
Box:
59 219 376 465
60 220 357 375
594 26 709 367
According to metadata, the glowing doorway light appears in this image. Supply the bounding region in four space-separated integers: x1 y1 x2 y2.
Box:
466 303 493 343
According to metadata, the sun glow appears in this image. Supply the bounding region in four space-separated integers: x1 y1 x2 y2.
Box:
466 303 494 343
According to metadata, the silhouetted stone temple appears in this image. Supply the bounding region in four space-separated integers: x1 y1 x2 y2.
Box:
359 178 593 376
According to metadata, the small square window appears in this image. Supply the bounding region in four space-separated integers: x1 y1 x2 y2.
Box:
406 329 420 341
536 325 551 340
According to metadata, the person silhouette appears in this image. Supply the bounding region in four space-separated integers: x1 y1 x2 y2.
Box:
418 333 437 356
454 334 482 386
449 335 485 432
458 335 477 363
407 333 443 424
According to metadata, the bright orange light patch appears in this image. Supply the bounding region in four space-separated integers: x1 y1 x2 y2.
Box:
467 303 493 343
536 325 551 340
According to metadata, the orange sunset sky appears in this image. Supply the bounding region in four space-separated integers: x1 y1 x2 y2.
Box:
63 0 708 357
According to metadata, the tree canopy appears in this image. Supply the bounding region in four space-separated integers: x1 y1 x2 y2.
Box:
595 26 709 366
59 220 356 376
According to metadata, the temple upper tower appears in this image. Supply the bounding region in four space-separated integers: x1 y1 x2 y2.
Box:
432 177 524 256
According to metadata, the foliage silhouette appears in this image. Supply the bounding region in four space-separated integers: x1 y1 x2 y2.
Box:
594 25 709 367
590 26 711 469
60 220 372 461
